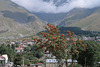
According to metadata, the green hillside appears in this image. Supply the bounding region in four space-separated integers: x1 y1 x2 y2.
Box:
70 9 100 31
0 0 45 40
58 8 100 31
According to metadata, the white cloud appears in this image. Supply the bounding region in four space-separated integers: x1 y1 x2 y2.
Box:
11 0 100 13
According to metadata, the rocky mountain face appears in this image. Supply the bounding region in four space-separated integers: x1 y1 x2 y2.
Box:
0 0 45 40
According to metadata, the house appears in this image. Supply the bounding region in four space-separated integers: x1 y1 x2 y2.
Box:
46 59 60 67
10 42 15 44
0 56 6 66
44 51 55 58
27 42 34 45
67 59 78 66
95 36 100 41
15 47 24 53
45 59 78 67
82 36 94 41
2 54 8 63
30 63 44 67
46 59 58 63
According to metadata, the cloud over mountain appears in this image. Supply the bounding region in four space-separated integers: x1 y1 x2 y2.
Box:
11 0 100 13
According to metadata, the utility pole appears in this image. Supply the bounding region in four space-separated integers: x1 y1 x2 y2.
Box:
23 55 24 66
84 57 86 67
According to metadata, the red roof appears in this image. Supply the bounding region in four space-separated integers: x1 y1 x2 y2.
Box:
38 63 42 64
0 56 5 59
15 47 24 50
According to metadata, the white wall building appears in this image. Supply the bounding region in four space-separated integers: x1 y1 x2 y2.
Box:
2 54 8 63
46 59 58 63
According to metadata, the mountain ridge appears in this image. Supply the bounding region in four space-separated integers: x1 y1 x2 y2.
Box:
0 0 45 40
58 7 100 31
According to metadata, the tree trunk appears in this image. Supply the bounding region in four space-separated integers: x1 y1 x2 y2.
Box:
65 61 68 67
71 55 74 67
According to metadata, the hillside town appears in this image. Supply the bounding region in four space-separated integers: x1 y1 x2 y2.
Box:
0 0 100 67
0 33 100 67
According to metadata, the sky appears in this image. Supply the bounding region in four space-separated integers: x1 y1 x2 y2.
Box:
11 0 100 13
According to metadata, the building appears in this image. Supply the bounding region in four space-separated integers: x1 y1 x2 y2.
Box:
46 59 60 67
44 51 55 58
67 59 78 66
30 63 44 67
0 56 6 66
45 59 78 67
2 54 8 63
95 36 100 41
15 47 24 53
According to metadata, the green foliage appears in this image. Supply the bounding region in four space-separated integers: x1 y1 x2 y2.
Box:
24 45 43 59
0 43 42 65
39 60 44 63
69 64 82 67
59 27 100 37
32 57 39 64
23 45 43 64
77 41 100 67
14 54 22 65
7 44 10 47
24 59 30 65
31 45 43 58
0 45 16 62
15 44 19 47
35 24 67 60
11 44 15 50
34 24 87 67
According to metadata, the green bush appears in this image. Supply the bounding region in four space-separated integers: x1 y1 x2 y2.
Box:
69 64 82 67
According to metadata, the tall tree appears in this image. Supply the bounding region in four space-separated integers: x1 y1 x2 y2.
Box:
34 24 87 67
66 31 88 67
77 41 100 67
0 45 16 62
14 54 22 66
34 24 67 67
11 44 15 50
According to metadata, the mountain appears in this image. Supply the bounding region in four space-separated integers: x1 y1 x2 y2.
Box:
33 0 100 32
58 7 100 31
0 0 45 40
33 0 68 23
33 12 67 23
7 0 100 33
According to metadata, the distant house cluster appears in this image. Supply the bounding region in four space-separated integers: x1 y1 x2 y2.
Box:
82 36 100 42
82 36 95 41
0 39 34 53
11 40 34 53
45 59 77 67
95 36 100 41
